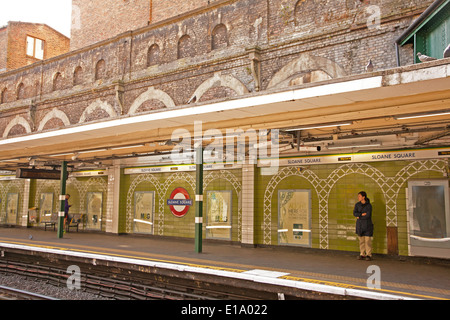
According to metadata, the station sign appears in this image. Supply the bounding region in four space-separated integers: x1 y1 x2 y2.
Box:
167 187 193 217
0 175 16 181
70 170 107 177
259 147 450 167
16 168 62 180
124 162 240 174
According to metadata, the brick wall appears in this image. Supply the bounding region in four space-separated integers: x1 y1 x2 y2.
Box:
0 27 7 72
3 22 69 72
71 0 151 50
71 0 224 51
0 0 434 138
151 0 213 23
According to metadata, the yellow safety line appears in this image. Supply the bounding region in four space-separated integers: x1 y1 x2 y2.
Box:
0 237 219 266
0 239 245 273
70 248 246 273
279 275 447 300
0 239 447 300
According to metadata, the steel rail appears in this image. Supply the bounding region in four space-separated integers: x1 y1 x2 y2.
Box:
0 285 59 300
0 259 256 300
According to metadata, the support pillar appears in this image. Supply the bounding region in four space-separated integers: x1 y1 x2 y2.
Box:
195 145 204 253
106 162 121 234
21 179 31 227
57 161 68 239
241 159 256 247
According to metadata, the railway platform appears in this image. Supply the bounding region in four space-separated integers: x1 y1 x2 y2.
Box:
0 226 449 300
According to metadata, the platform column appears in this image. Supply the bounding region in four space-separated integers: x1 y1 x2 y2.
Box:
20 179 31 227
241 158 256 247
195 144 204 253
57 161 68 239
105 162 121 234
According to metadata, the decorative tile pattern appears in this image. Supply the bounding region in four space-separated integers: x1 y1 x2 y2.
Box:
126 170 241 237
263 160 447 249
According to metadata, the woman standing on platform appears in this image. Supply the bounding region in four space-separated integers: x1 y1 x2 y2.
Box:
353 191 374 261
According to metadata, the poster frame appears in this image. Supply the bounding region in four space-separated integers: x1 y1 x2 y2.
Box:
205 190 232 240
277 189 312 248
133 191 155 234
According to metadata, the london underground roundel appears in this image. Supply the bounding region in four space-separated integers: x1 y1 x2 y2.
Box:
167 187 193 217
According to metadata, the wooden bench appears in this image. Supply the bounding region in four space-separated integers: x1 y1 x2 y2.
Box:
42 212 59 231
66 214 84 232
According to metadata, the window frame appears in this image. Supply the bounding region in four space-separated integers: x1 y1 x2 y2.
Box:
26 35 45 60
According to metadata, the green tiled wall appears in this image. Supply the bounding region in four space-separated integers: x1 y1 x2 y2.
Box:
0 179 25 225
8 157 446 258
121 169 242 240
255 159 448 255
27 176 107 230
67 176 108 231
119 159 447 256
327 172 386 253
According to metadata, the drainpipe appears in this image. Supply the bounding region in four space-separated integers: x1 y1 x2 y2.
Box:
149 0 153 24
395 42 401 67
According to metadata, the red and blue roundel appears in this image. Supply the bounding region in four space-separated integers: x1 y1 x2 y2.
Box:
167 187 193 217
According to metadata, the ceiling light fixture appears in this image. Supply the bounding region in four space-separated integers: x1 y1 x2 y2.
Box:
327 140 381 150
284 122 352 131
77 148 108 154
49 152 74 157
395 110 450 120
193 132 242 141
110 144 145 150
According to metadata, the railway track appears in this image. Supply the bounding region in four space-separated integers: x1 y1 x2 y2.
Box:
0 285 58 300
0 244 386 300
0 259 268 300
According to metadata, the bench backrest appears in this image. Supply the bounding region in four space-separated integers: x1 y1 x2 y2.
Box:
41 211 58 222
69 214 84 224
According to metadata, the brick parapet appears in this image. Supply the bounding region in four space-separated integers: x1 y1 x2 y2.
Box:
0 0 434 139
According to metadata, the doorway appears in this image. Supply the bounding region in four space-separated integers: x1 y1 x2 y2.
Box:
408 180 450 258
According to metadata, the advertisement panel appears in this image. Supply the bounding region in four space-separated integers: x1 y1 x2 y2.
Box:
134 191 154 234
206 191 232 240
278 190 311 247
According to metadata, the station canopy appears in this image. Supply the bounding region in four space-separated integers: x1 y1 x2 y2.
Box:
0 60 449 173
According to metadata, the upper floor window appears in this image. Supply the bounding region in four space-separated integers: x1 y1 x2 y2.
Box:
26 36 45 60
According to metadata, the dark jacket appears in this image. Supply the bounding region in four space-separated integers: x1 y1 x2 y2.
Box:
64 199 70 217
353 199 373 237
